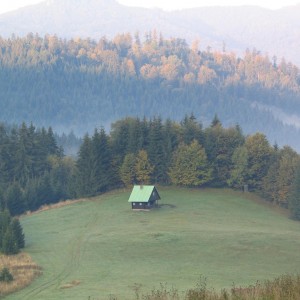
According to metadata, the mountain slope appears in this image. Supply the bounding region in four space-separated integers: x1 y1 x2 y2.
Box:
0 0 299 66
0 34 299 150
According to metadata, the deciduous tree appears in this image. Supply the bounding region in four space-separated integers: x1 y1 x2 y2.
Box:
135 150 153 185
169 140 212 187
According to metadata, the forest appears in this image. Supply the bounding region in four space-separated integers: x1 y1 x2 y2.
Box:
0 116 300 222
1 31 300 255
0 32 299 149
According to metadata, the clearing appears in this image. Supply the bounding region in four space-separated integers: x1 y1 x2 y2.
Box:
5 187 300 299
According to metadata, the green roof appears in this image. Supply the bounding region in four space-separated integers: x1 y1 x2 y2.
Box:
128 185 160 203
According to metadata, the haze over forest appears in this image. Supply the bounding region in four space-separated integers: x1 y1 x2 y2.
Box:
0 0 300 150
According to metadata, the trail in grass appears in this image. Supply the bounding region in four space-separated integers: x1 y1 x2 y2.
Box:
18 205 100 300
5 188 300 300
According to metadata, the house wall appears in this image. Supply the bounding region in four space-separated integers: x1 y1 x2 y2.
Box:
131 202 153 209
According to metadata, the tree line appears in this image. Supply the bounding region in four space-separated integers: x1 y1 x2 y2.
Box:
1 116 300 254
0 114 300 216
0 33 299 149
75 114 300 219
0 122 75 216
0 116 300 221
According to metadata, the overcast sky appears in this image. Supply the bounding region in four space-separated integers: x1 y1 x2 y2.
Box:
0 0 299 14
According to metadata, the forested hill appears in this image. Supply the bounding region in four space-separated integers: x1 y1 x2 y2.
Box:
0 0 300 66
0 34 300 150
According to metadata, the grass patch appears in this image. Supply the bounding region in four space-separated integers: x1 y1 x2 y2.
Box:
137 274 300 299
0 252 42 298
5 187 300 299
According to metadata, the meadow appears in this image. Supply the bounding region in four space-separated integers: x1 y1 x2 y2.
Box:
5 187 300 299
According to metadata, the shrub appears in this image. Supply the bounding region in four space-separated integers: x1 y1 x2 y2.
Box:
0 267 13 282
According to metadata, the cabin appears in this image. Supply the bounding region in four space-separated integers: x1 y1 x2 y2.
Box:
128 185 161 210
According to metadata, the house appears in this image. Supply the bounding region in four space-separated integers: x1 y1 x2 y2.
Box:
128 185 161 210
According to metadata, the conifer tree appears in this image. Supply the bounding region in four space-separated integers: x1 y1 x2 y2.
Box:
91 128 113 194
147 117 166 183
0 210 25 254
5 182 24 216
2 226 18 255
76 134 93 196
11 218 25 249
181 113 203 145
0 267 13 282
0 209 11 250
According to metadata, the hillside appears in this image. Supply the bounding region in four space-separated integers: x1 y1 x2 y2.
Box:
6 188 300 299
0 0 299 66
0 34 299 150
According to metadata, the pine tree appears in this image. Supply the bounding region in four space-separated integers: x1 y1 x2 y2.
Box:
180 114 203 145
0 125 13 186
147 117 166 183
91 128 113 194
76 134 93 196
0 209 11 250
11 218 25 249
14 123 33 186
2 226 18 255
5 182 25 216
162 119 179 183
23 179 40 211
0 210 25 254
110 119 130 165
0 267 13 282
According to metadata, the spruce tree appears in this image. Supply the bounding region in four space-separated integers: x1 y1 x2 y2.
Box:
5 182 25 216
76 134 93 196
0 268 14 282
181 114 203 145
2 226 18 255
11 218 25 249
0 267 13 282
147 117 165 183
0 209 11 250
0 210 25 254
91 128 113 194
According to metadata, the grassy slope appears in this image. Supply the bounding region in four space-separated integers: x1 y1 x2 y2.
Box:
5 187 300 300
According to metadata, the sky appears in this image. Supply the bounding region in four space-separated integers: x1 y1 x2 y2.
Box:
0 0 299 14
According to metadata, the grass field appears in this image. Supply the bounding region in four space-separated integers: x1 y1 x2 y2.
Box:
5 187 300 300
